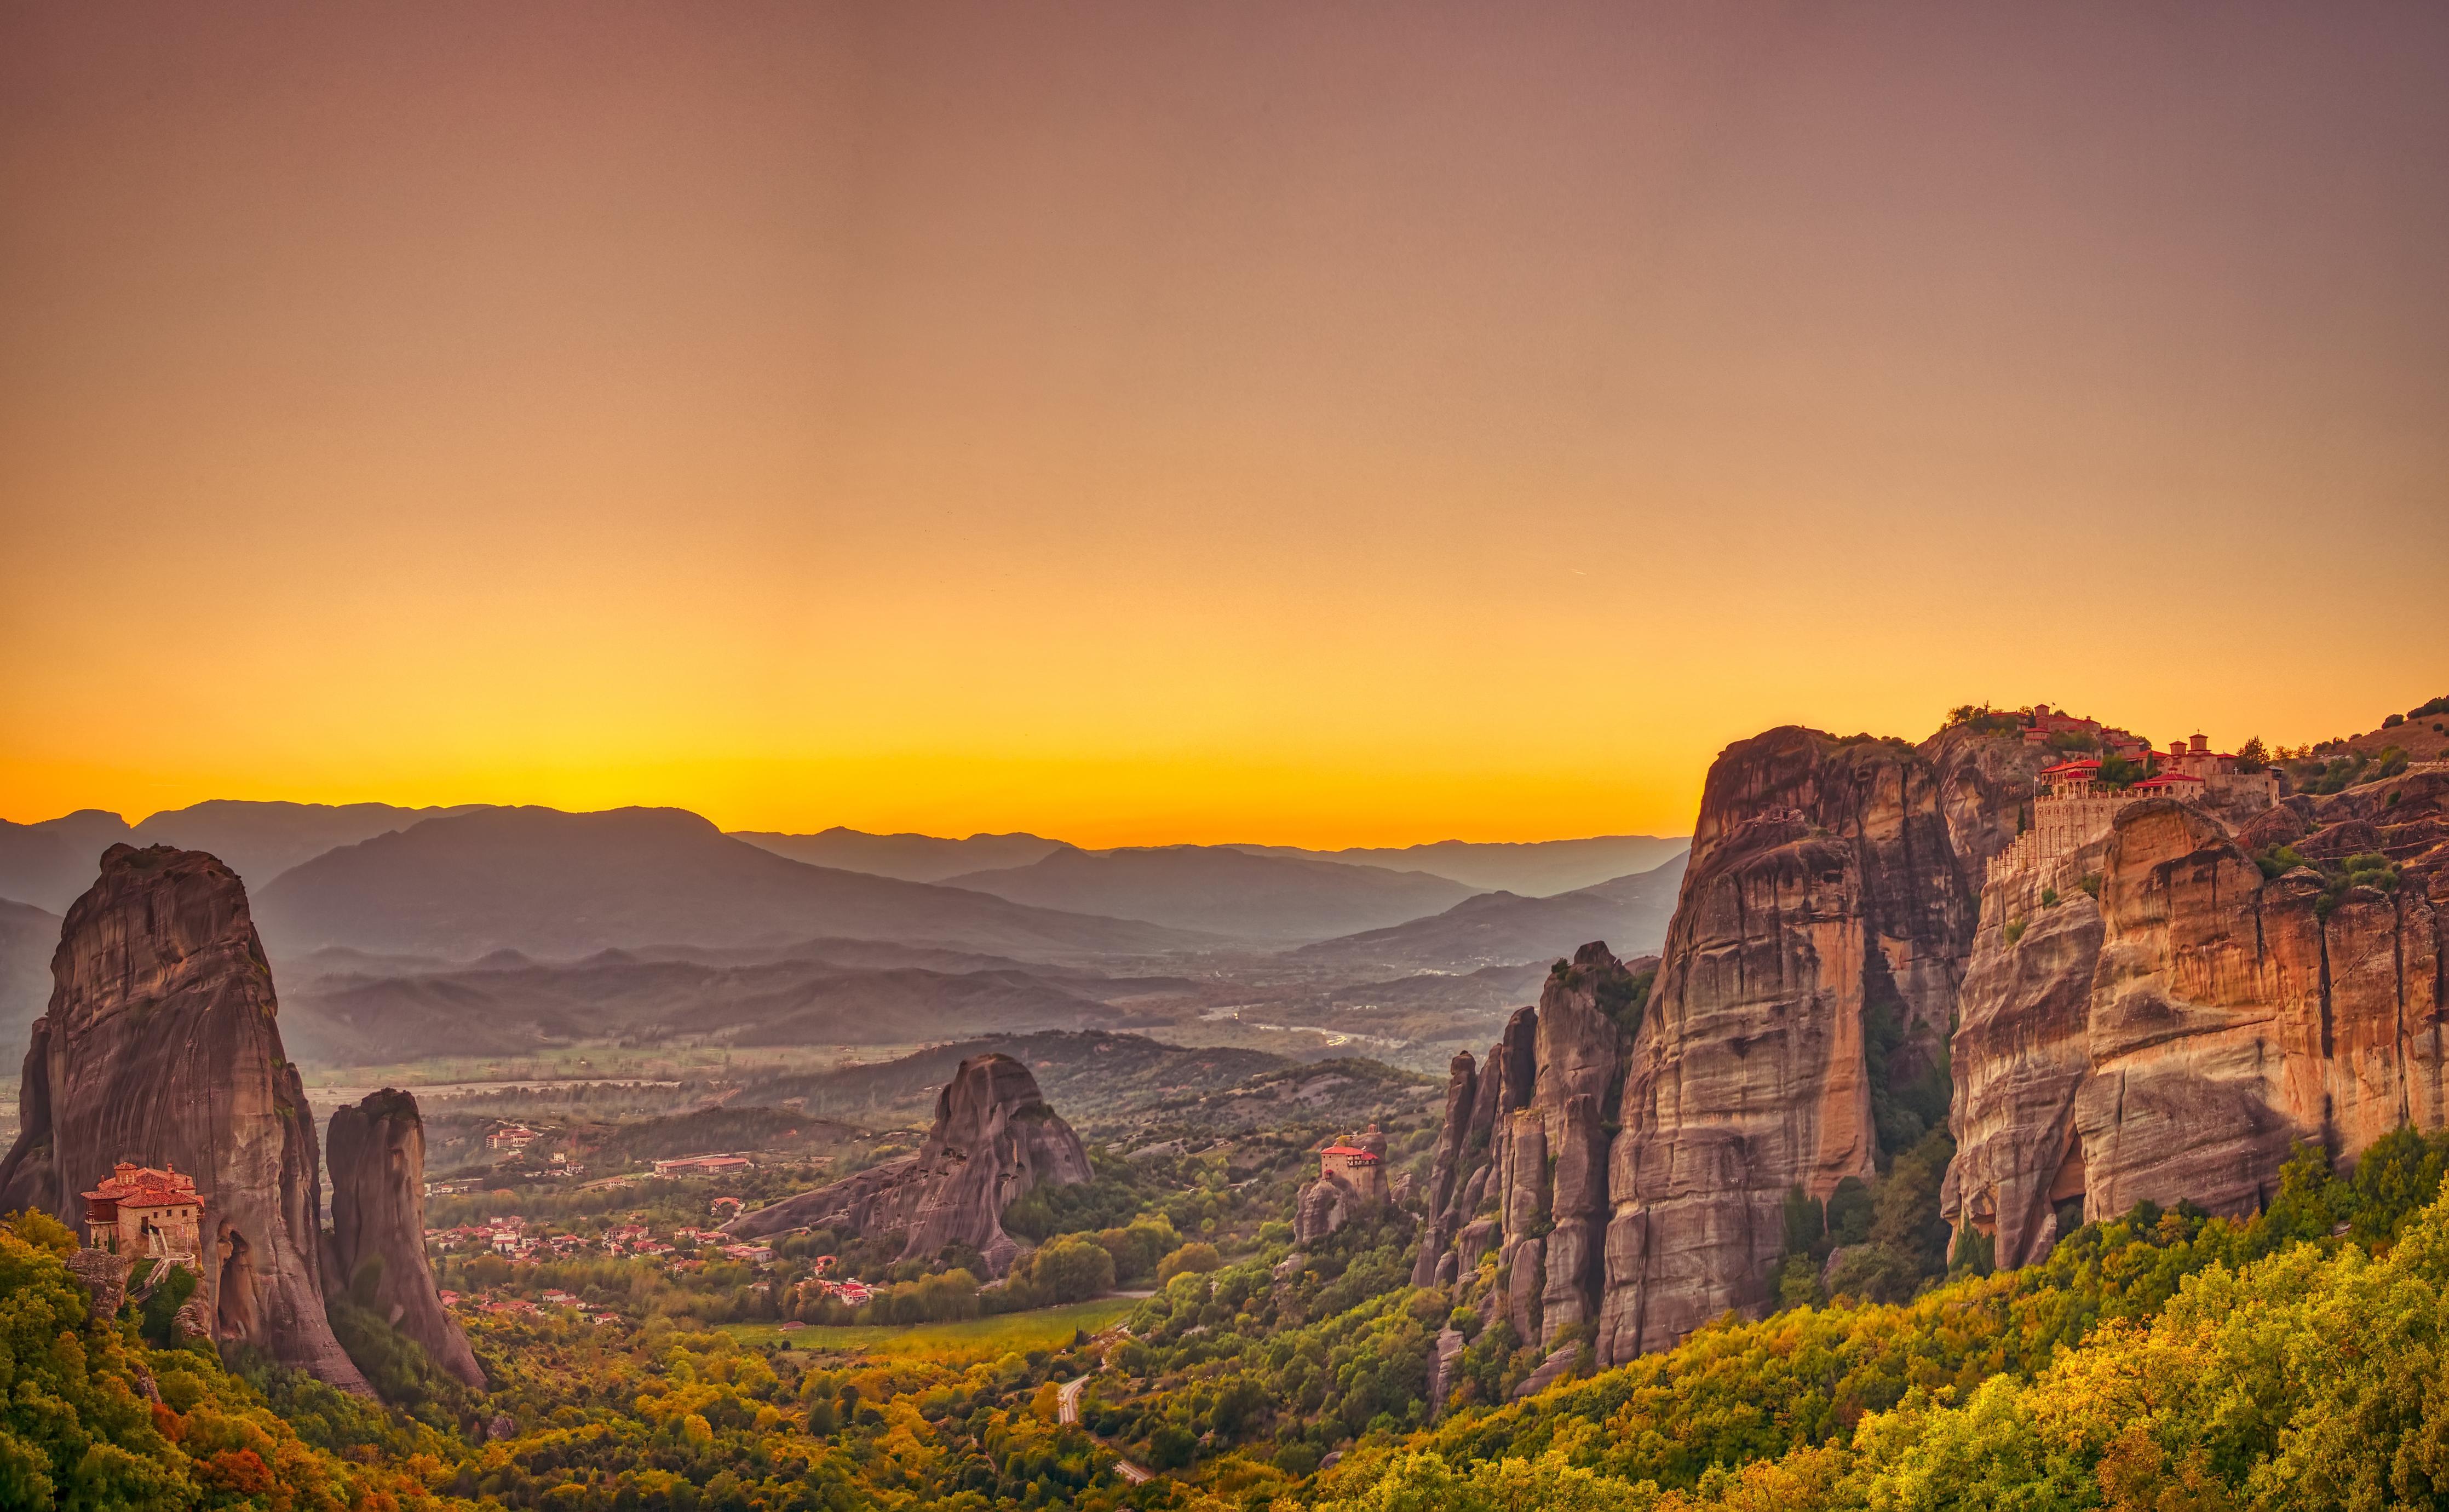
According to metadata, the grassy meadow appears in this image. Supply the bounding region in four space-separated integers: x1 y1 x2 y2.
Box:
721 1296 1136 1361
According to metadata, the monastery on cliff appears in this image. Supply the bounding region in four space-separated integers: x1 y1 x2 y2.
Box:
82 1162 204 1265
1989 714 2279 889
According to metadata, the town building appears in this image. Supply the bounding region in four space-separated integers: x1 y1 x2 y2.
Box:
652 1154 752 1177
81 1163 204 1263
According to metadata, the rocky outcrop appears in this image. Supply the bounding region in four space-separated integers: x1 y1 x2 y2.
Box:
1405 716 2449 1367
1593 728 2038 1363
67 1247 130 1327
1427 1325 1467 1419
326 1089 485 1388
1409 944 1641 1348
725 1052 1089 1274
1409 1050 1481 1286
1407 726 2056 1365
1946 796 2448 1267
0 846 369 1393
1295 1177 1354 1245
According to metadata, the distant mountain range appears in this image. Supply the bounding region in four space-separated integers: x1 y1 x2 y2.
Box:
1289 851 1691 972
0 801 486 910
733 827 1689 898
250 806 1218 961
1226 835 1689 897
728 827 1068 883
0 803 1693 1040
938 846 1478 944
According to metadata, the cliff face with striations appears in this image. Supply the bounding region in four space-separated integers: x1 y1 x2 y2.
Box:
1409 942 1642 1350
1946 775 2449 1268
326 1089 486 1389
0 845 370 1393
1410 715 2449 1375
1409 724 2060 1371
724 1052 1090 1274
1591 727 2042 1363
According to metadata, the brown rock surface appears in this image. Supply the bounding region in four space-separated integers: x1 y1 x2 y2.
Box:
326 1089 485 1388
0 846 369 1392
1947 800 2448 1265
67 1247 130 1327
1409 1050 1479 1287
725 1051 1089 1274
1597 728 2027 1364
1398 709 2449 1368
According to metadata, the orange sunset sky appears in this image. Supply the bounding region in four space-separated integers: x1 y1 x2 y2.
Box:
3 3 2444 848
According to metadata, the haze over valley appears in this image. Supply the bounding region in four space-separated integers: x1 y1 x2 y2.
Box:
0 797 1694 1090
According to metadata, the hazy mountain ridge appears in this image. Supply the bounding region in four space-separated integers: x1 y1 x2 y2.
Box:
1228 833 1689 896
1289 850 1691 971
732 825 1693 898
0 897 61 1046
939 844 1478 944
250 805 1222 961
0 800 488 909
728 827 1068 883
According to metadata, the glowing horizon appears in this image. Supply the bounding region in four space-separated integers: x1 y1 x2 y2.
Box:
5 4 2444 851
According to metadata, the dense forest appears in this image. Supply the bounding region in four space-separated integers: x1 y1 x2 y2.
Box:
13 1125 2449 1509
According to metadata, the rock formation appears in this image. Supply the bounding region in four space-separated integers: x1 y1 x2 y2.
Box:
1410 943 1642 1349
66 1247 130 1328
326 1089 486 1388
1407 726 2055 1363
0 846 369 1393
1945 779 2449 1268
723 1051 1090 1274
1595 729 2026 1361
1408 718 2449 1369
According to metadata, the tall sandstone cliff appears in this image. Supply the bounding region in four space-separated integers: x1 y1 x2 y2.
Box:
1593 726 2039 1362
1415 724 2449 1371
327 1089 487 1389
0 846 371 1393
1413 726 2049 1362
1946 771 2449 1268
725 1052 1091 1274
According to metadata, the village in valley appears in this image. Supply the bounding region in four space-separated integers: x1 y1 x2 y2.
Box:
412 1114 893 1332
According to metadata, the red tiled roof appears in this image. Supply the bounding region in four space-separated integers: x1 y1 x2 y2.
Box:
82 1163 202 1208
2038 760 2102 776
1320 1145 1367 1157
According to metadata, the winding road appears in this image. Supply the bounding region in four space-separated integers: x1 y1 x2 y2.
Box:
1060 1373 1152 1484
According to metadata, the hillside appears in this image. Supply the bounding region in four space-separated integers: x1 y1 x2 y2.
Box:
1232 833 1690 897
2304 689 2449 763
0 810 139 913
941 845 1476 944
1289 851 1689 971
739 1028 1435 1139
250 805 1221 961
0 898 59 1047
729 826 1068 882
